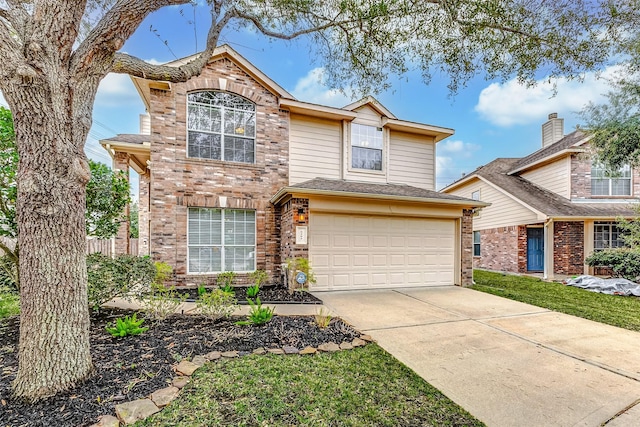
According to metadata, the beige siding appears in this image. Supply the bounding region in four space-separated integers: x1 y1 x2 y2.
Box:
388 130 435 190
520 157 570 198
447 179 540 229
289 114 341 185
352 105 382 126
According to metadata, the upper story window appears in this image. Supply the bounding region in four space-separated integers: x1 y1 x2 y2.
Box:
187 91 256 163
471 190 480 200
591 163 631 196
351 123 383 171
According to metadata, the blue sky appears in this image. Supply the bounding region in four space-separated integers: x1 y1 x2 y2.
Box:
0 4 619 192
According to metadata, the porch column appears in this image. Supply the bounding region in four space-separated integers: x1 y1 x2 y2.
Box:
583 220 594 275
138 169 151 256
543 218 554 280
113 151 130 255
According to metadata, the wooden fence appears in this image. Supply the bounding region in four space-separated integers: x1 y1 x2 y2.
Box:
86 239 138 256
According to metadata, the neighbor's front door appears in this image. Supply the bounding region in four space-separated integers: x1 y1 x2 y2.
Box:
527 228 544 272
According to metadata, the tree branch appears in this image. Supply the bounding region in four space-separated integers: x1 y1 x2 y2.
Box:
71 0 192 77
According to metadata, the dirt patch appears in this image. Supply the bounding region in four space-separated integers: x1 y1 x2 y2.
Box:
0 309 359 427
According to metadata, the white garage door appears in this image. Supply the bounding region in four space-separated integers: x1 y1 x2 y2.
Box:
310 213 456 291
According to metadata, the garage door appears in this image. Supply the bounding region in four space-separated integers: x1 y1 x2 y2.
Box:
309 213 456 291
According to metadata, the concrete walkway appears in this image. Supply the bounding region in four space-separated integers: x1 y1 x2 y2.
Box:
315 286 640 427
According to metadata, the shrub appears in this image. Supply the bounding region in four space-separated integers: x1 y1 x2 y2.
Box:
154 261 173 285
196 288 238 320
249 269 268 287
144 283 187 320
86 253 156 310
314 308 332 329
585 249 640 280
0 255 17 292
217 271 236 291
246 284 259 298
236 297 274 326
285 257 316 292
105 313 149 337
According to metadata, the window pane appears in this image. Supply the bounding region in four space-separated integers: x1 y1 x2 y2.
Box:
351 123 383 149
224 210 256 245
352 146 382 170
224 136 255 163
224 247 255 272
591 178 609 196
611 178 631 196
188 247 221 273
188 132 221 160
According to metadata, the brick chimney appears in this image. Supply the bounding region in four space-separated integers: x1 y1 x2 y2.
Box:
542 113 564 147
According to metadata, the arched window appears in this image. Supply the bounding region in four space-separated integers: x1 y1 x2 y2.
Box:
187 91 256 163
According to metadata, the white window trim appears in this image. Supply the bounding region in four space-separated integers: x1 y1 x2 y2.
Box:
187 208 257 274
593 221 625 251
473 231 481 257
347 122 386 175
186 91 257 164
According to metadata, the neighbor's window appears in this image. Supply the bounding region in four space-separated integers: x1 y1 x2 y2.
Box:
188 208 256 273
351 123 383 171
473 231 481 256
471 190 480 201
187 91 256 163
594 221 625 250
591 163 631 196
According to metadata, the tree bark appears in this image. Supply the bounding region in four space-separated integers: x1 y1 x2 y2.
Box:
7 76 96 400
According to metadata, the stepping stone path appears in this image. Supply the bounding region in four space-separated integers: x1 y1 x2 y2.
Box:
90 334 372 426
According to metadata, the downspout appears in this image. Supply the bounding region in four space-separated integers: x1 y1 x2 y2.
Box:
543 218 553 280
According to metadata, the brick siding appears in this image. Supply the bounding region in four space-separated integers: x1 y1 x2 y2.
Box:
553 221 584 275
147 57 289 286
473 226 520 272
461 209 474 286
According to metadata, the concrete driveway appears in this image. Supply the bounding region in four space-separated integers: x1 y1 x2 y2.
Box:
315 286 640 427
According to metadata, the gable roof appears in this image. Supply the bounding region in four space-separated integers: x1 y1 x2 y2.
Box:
473 158 636 218
507 130 589 174
131 44 295 110
343 96 397 119
271 178 487 208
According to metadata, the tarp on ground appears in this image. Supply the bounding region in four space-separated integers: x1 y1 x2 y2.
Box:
565 275 640 297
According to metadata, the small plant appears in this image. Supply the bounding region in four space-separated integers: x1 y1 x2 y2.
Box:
217 271 236 291
106 313 149 338
236 297 274 326
246 284 260 298
285 257 316 293
249 269 269 287
219 283 234 294
196 288 238 320
314 308 332 329
197 284 207 296
145 283 188 320
154 261 173 285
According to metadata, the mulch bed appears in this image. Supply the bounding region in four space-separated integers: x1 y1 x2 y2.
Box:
181 284 322 304
0 309 360 427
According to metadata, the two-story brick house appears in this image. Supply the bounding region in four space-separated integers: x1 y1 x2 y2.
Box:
442 113 639 279
101 45 484 290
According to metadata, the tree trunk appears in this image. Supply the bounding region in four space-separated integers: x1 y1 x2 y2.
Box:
9 82 95 400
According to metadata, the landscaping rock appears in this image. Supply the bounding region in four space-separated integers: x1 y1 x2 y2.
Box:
340 342 353 350
221 350 239 358
253 347 267 355
299 346 317 355
192 355 207 366
204 351 221 360
360 334 374 342
91 414 120 427
175 360 199 376
282 346 299 354
172 376 189 389
351 337 366 347
150 386 180 408
115 399 160 425
318 342 340 352
267 348 285 355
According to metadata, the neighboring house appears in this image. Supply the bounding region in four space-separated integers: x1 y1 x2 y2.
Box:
442 113 639 279
100 45 484 290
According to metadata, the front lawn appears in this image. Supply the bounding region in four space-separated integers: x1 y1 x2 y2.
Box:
0 289 19 319
472 269 640 331
138 344 483 427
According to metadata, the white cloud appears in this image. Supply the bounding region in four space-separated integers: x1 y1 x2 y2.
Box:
475 66 622 127
95 73 139 107
435 140 480 189
290 68 353 107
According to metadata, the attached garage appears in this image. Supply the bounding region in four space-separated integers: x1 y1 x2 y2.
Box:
310 213 456 290
271 178 487 290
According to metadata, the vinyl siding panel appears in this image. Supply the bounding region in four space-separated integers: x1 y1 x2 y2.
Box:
447 179 539 229
388 131 435 190
520 157 570 199
289 114 341 185
352 105 382 126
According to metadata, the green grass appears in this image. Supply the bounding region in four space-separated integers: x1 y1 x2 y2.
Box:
473 270 640 331
0 289 19 319
137 344 483 427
